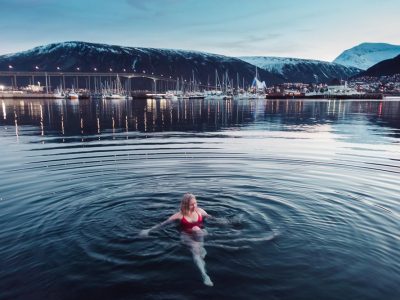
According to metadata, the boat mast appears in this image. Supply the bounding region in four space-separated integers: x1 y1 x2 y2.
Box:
215 69 217 91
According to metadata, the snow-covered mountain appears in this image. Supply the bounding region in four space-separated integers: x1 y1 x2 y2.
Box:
356 54 400 77
333 43 400 70
239 56 360 83
0 41 284 87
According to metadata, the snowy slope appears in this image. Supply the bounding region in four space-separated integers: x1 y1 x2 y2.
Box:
0 41 285 86
333 43 400 70
2 41 240 64
239 56 328 73
239 56 360 83
357 54 400 77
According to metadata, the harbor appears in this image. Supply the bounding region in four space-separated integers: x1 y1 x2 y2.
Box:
0 70 172 99
0 70 392 100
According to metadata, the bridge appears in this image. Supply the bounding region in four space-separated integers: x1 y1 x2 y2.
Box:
0 71 180 93
0 71 175 81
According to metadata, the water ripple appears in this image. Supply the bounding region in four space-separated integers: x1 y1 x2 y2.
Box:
1 99 399 299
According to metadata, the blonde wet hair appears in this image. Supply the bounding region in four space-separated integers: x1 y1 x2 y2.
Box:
180 193 196 216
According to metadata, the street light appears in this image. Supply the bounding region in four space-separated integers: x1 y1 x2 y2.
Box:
57 66 60 70
109 68 113 72
76 67 80 71
8 65 13 70
94 67 97 71
35 66 39 70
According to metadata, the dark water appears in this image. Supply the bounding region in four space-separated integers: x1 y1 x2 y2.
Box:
0 98 399 300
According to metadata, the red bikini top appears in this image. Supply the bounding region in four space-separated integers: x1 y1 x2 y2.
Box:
181 211 203 229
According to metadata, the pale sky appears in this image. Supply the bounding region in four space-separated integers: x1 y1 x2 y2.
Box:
0 0 399 61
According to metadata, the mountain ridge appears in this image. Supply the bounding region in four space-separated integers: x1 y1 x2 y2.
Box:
4 41 399 86
333 42 400 70
239 56 360 83
0 41 286 87
355 54 400 77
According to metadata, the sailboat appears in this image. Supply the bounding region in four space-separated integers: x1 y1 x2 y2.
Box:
204 69 230 100
67 86 79 100
103 75 128 99
53 86 66 99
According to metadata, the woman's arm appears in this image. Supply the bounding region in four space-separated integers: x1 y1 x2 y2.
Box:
139 212 181 236
197 207 211 218
198 207 231 225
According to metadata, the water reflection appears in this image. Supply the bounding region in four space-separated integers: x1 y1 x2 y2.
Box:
1 98 400 138
0 98 399 300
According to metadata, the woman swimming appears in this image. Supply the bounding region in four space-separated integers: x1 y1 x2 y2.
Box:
139 193 213 286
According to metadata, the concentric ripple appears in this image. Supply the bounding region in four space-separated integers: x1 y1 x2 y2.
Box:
0 99 399 300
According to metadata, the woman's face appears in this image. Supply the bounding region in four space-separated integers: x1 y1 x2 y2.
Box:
189 198 197 211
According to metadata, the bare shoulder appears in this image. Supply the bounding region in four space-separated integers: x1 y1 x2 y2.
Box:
168 211 183 221
197 207 210 217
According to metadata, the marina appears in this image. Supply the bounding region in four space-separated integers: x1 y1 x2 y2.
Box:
0 70 393 100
